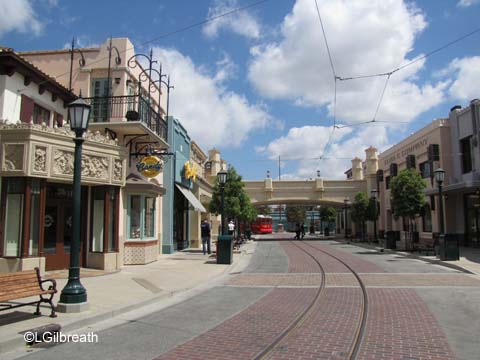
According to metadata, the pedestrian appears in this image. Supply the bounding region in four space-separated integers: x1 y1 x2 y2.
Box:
301 222 305 239
294 223 300 239
228 220 235 237
201 219 211 255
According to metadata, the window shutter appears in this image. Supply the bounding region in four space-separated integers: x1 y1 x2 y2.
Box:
20 95 34 123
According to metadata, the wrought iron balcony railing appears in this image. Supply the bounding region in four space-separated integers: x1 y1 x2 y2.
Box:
83 95 167 141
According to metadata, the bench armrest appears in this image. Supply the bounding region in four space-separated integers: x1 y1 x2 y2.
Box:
40 278 57 292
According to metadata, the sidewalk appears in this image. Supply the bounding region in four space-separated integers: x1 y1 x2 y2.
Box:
0 242 256 354
343 239 480 275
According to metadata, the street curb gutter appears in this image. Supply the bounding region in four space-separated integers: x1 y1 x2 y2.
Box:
1 245 255 355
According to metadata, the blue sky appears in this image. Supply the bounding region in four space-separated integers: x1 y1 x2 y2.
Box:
1 0 480 180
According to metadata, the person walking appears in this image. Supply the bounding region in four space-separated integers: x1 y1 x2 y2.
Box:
301 222 306 239
201 219 211 255
294 223 300 240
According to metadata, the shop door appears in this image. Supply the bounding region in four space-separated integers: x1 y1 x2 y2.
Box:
44 200 77 270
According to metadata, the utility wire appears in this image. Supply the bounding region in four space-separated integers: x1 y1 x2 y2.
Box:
31 0 271 86
371 73 391 122
338 26 480 82
314 0 338 159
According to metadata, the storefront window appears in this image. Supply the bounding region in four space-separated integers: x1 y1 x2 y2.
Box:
108 189 116 251
128 195 156 240
3 179 25 257
92 188 105 252
144 197 155 238
29 180 41 256
465 193 480 245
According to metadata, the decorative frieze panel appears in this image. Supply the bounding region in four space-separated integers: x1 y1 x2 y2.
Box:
0 124 126 185
113 159 123 182
33 145 47 174
2 144 25 172
52 148 109 180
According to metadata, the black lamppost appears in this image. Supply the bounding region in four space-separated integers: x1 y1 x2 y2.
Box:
217 170 227 235
344 198 350 239
371 189 378 242
434 168 445 235
58 98 91 311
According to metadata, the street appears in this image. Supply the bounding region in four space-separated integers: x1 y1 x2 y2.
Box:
6 236 480 360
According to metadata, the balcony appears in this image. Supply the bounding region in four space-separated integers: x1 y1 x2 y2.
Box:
83 95 167 142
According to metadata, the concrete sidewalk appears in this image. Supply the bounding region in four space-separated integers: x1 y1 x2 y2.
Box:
343 239 480 275
0 242 256 354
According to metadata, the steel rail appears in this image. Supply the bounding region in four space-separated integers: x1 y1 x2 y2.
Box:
253 241 326 360
301 241 369 360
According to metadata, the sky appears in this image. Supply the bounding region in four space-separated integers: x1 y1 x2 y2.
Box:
1 0 479 181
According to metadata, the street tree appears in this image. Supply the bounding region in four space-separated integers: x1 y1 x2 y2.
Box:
390 169 426 250
209 166 257 237
350 192 369 241
285 205 306 227
319 207 336 234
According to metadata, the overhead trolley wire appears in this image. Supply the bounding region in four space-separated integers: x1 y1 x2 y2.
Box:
33 0 271 86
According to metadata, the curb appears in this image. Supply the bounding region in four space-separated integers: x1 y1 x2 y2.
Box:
1 248 252 355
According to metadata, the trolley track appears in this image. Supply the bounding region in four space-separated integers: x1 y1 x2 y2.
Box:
255 240 369 360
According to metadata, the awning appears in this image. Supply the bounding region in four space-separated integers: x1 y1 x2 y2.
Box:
176 184 207 212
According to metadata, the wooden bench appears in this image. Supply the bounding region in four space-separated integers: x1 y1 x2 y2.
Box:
0 268 57 318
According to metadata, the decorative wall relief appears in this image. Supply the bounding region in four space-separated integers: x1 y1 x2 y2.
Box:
53 149 74 176
33 146 47 173
81 155 109 179
113 159 123 181
2 144 25 171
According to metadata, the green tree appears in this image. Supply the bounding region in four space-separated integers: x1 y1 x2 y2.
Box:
350 192 369 241
390 169 426 250
256 205 270 216
319 207 337 233
209 167 257 237
285 205 306 226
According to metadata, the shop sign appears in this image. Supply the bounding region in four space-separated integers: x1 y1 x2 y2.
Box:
184 161 197 182
137 156 163 178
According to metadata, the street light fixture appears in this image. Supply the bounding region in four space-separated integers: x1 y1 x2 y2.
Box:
344 198 351 239
217 170 228 235
434 168 445 235
371 189 378 243
58 98 91 311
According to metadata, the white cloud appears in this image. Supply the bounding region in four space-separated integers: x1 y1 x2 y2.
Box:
0 0 43 38
248 0 446 124
457 0 480 7
203 0 261 39
446 56 480 101
258 124 391 179
152 47 272 148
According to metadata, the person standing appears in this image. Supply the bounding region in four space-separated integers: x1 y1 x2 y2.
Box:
201 220 211 255
228 220 235 236
301 222 306 239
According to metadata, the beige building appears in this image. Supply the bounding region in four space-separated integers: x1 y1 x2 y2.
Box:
1 38 170 273
377 118 452 248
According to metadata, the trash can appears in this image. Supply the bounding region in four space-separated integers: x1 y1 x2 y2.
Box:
217 235 233 264
438 234 459 261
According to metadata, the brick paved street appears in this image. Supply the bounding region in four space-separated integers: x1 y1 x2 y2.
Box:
11 239 480 360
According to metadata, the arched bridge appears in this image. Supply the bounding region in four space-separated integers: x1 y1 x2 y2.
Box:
243 178 367 207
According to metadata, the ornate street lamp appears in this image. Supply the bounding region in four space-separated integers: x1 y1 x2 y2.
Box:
344 198 351 239
58 98 91 311
434 168 445 235
371 189 378 243
217 170 228 235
